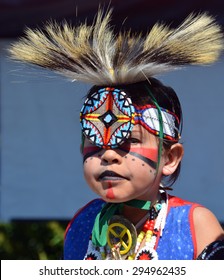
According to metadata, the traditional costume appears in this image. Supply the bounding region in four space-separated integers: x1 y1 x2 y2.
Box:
9 9 224 259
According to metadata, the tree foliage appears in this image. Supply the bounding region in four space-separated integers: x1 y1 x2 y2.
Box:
0 220 68 260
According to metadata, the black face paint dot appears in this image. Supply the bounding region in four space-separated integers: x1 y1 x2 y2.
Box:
124 156 128 158
142 164 145 166
132 158 135 161
90 157 93 160
85 160 88 164
150 169 152 173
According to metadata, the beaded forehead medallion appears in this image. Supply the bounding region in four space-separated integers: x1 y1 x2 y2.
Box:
80 87 179 149
80 87 135 148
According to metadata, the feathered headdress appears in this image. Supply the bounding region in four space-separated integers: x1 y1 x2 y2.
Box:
9 9 224 86
9 9 224 150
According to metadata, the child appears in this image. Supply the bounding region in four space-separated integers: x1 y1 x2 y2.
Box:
9 9 224 259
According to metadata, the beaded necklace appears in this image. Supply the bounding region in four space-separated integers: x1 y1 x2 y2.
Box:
133 194 167 260
84 190 168 260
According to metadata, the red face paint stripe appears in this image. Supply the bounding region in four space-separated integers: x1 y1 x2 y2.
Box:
120 148 157 169
106 182 115 199
129 147 158 162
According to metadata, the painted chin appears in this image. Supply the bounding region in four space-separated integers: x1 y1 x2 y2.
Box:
105 182 115 199
99 176 127 200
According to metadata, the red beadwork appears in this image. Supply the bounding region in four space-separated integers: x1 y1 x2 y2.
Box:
137 250 153 260
142 217 156 232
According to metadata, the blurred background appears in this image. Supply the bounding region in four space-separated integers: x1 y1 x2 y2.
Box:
0 0 224 259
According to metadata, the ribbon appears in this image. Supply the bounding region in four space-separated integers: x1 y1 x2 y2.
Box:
91 199 151 247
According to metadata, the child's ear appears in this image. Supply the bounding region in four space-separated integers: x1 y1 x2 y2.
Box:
162 143 184 176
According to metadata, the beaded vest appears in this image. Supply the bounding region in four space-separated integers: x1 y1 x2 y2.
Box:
64 195 200 260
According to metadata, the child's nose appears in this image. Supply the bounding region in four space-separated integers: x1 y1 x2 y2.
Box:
101 149 122 164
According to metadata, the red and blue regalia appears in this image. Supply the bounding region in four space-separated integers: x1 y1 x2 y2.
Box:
64 196 200 260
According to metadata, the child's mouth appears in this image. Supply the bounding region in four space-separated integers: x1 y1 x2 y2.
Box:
98 170 126 181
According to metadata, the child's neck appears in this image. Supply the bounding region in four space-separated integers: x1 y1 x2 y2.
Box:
122 205 148 226
122 193 160 226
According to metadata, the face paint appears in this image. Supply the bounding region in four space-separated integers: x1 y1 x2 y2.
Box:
106 182 115 199
83 146 102 162
129 147 158 162
119 146 158 170
83 140 158 169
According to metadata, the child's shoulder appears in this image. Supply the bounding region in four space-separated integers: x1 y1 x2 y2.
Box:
64 198 106 236
64 198 105 259
168 194 201 208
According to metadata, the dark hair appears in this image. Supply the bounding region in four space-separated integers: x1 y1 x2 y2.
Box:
88 77 183 187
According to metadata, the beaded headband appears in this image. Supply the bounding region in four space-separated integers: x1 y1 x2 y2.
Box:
80 87 180 148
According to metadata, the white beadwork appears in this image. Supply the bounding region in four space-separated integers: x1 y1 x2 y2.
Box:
135 193 168 260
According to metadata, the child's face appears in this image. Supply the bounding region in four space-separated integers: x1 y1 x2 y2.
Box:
83 124 165 203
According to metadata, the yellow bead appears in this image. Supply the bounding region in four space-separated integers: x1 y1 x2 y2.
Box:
146 235 152 240
147 230 153 235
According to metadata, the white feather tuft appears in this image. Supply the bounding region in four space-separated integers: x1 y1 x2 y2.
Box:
9 9 224 85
